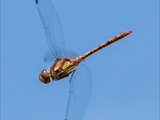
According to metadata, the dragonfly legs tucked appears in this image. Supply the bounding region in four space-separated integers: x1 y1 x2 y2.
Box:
69 69 76 83
50 66 76 81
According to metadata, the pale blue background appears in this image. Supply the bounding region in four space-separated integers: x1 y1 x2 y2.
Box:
1 0 159 120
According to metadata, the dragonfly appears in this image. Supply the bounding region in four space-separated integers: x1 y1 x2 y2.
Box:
35 0 132 120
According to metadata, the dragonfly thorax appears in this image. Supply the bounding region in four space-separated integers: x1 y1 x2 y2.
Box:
50 58 76 80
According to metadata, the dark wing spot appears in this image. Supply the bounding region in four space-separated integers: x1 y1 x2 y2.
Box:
35 0 38 4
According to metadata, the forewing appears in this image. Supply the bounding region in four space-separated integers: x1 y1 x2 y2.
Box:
36 0 65 58
65 64 92 120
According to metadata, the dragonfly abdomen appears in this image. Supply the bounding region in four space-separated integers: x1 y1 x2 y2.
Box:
72 30 132 63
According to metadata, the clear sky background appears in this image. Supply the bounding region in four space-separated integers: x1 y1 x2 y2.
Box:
1 0 159 120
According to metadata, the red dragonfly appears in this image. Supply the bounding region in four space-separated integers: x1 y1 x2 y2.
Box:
36 0 132 120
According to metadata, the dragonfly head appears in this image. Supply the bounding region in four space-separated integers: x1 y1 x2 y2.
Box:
39 69 51 84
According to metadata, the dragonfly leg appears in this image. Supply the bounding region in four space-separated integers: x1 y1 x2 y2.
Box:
69 69 76 83
56 74 69 80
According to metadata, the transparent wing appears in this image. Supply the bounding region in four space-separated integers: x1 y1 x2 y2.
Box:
36 0 65 58
65 64 92 120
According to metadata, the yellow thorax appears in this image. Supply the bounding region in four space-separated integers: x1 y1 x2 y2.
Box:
62 61 71 70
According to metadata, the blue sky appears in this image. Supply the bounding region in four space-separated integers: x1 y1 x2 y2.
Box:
1 0 159 120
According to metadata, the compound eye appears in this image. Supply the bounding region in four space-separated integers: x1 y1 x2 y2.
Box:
39 69 51 84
